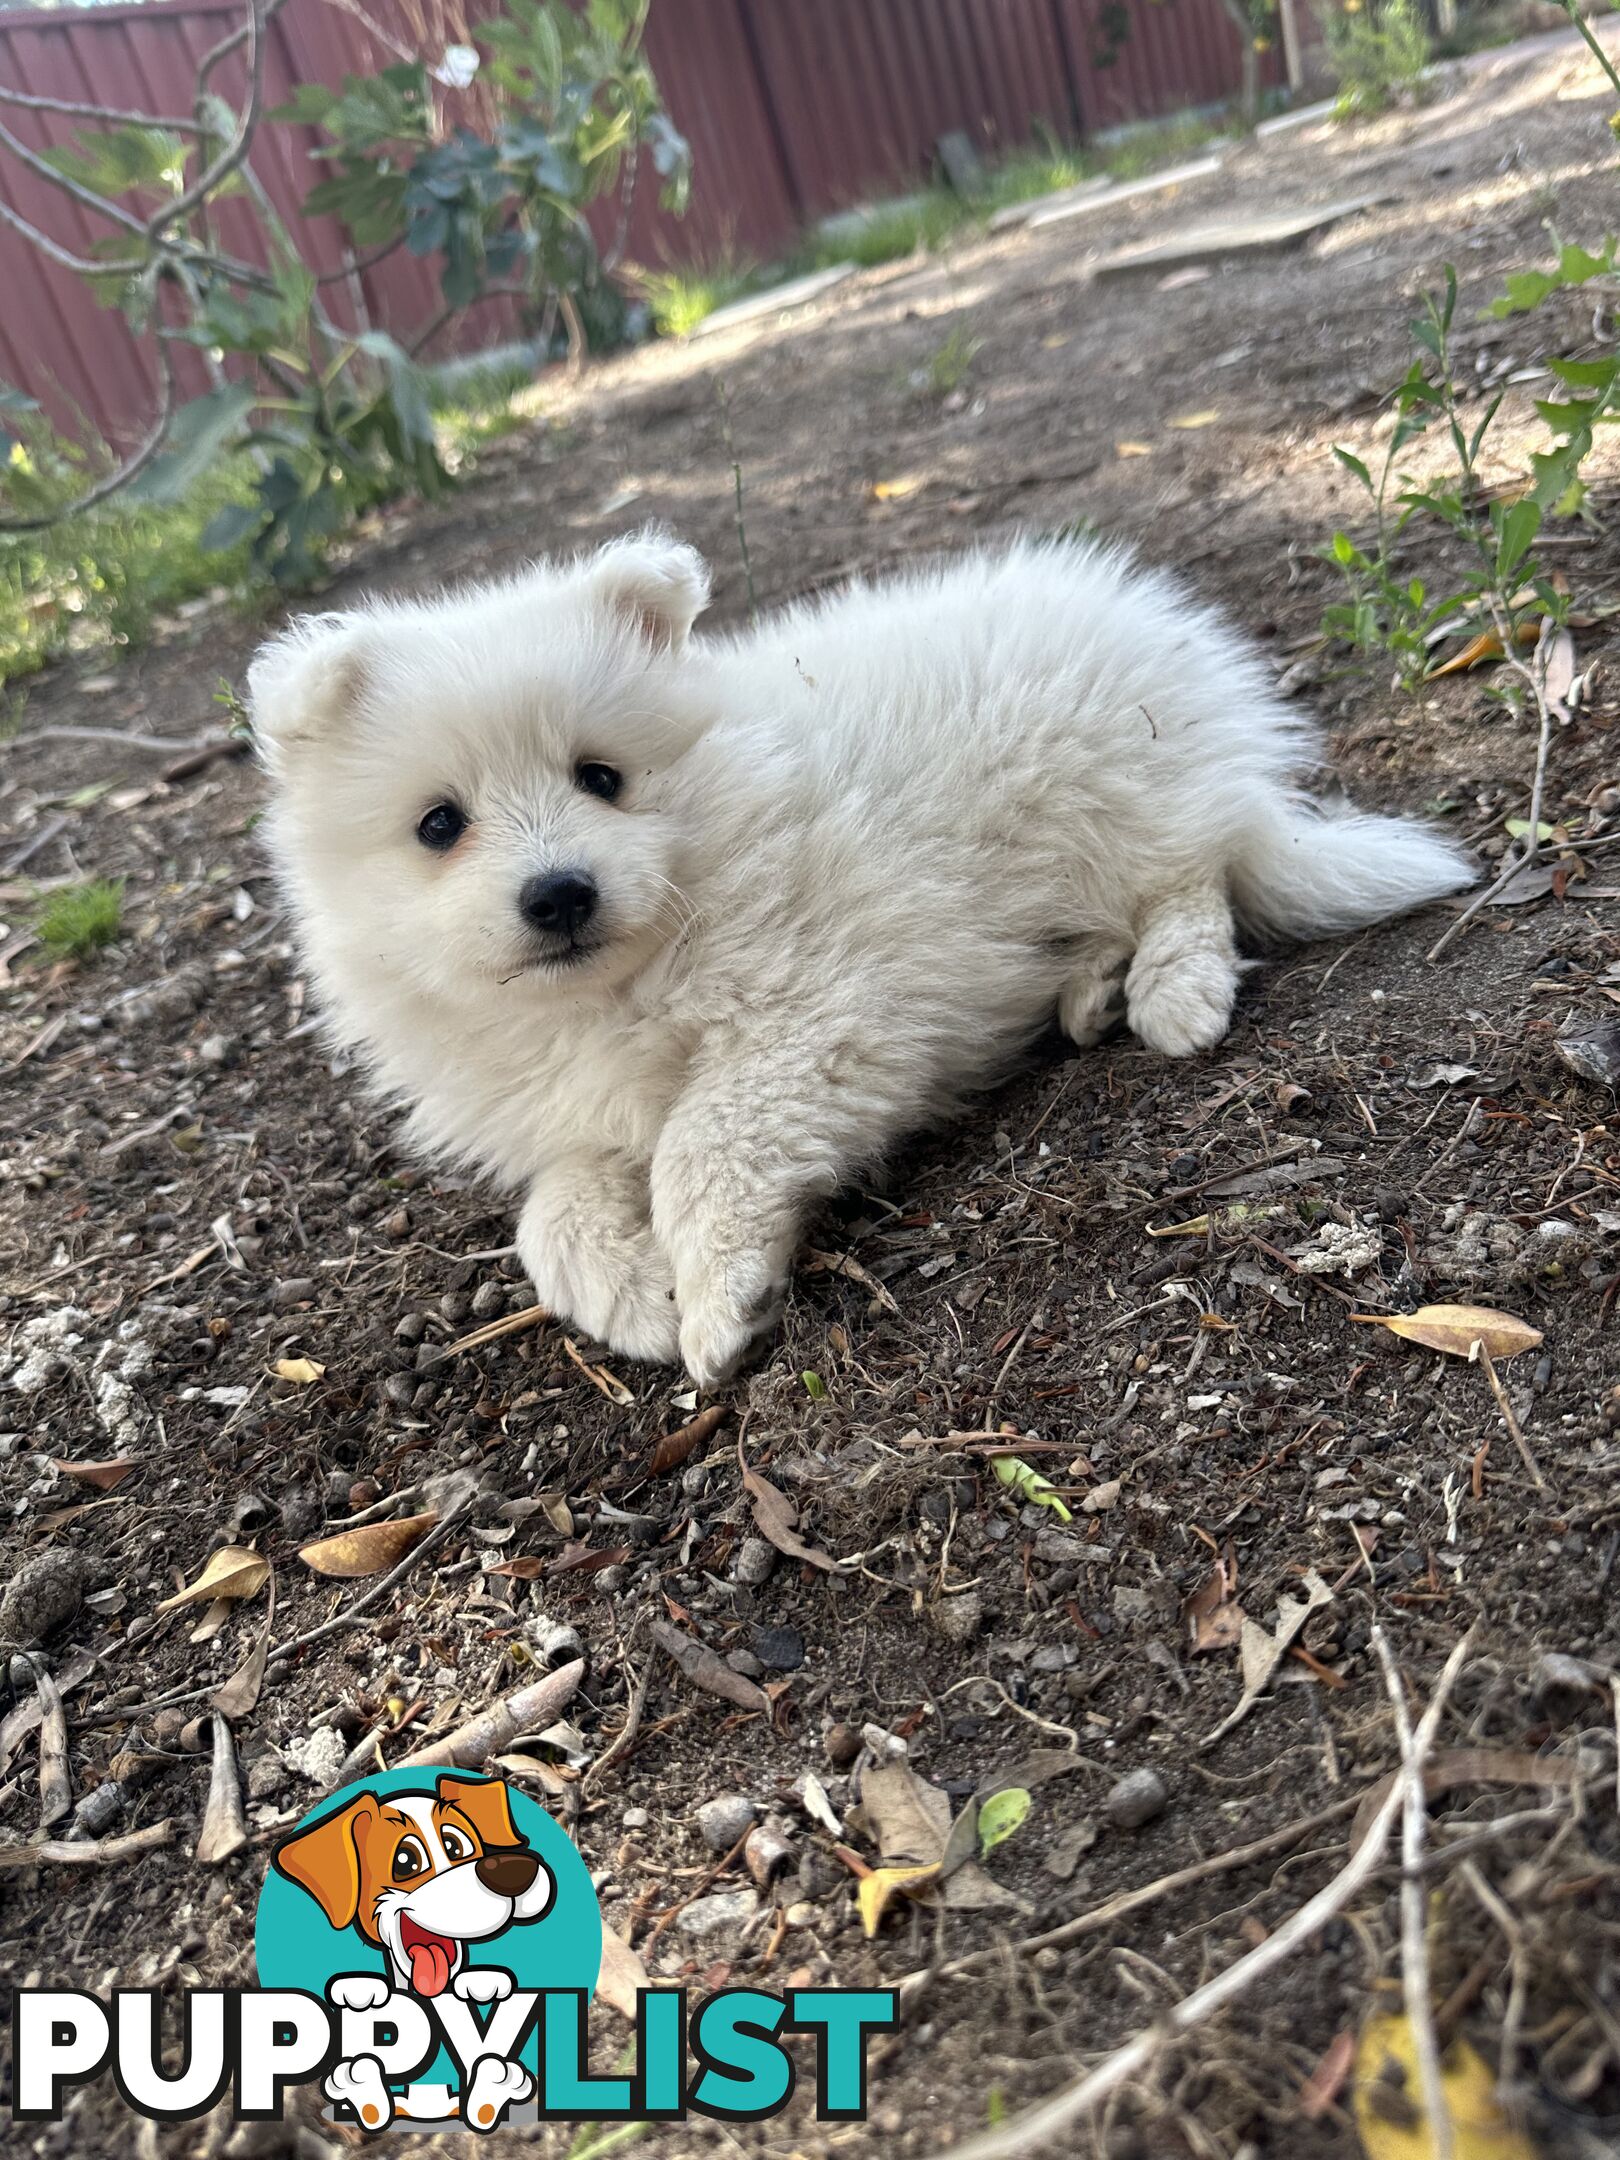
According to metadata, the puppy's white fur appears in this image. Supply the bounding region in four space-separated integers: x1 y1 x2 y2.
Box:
252 532 1470 1385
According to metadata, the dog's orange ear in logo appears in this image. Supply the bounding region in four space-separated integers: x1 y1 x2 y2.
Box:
438 1773 522 1849
272 1792 380 1929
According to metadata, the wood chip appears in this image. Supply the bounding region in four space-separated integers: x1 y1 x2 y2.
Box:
392 1660 586 1771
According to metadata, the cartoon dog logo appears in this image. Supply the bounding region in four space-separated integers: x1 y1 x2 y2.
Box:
272 1772 556 2130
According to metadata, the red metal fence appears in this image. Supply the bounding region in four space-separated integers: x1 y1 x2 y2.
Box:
0 0 1267 446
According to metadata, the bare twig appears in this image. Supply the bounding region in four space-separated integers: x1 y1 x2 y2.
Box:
0 83 203 134
14 722 228 758
1375 1627 1452 2160
1430 610 1559 961
1475 1340 1547 1491
159 0 273 238
945 1629 1475 2160
0 194 144 279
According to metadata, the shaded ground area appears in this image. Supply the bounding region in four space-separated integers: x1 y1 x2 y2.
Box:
4 29 1620 2159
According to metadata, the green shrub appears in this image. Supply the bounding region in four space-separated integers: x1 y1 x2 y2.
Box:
34 877 125 962
1326 0 1431 117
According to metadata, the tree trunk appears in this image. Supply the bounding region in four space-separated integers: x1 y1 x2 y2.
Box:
1217 0 1263 127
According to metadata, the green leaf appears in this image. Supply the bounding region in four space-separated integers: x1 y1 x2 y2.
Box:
127 383 256 505
1331 445 1373 490
1495 498 1541 579
42 123 188 201
200 501 264 552
977 1788 1031 1858
1488 269 1559 318
801 1371 827 1401
991 1454 1072 1523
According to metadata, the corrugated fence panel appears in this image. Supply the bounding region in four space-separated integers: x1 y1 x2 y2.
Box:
0 0 1277 445
1057 0 1281 131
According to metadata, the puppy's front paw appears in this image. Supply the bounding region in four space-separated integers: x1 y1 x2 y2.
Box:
325 2056 394 2132
678 1259 785 1390
463 2056 534 2132
453 1965 513 2005
330 1973 393 2013
518 1226 679 1365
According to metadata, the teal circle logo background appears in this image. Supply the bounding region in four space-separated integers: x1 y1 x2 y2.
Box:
254 1769 602 2083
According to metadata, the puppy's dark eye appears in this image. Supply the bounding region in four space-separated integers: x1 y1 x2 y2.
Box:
417 802 466 851
575 762 622 803
392 1836 429 1881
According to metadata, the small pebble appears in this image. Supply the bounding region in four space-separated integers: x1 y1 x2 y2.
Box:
753 1623 806 1672
1106 1768 1169 1831
394 1312 428 1344
270 1278 316 1310
731 1537 777 1587
824 1722 862 1769
675 1888 758 1942
695 1793 758 1851
0 1549 87 1650
471 1279 506 1320
622 1807 650 1831
930 1590 982 1644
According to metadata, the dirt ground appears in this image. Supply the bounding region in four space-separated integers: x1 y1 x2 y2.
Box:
5 27 1620 2160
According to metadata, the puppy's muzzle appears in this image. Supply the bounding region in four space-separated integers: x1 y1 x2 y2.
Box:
475 1845 541 1897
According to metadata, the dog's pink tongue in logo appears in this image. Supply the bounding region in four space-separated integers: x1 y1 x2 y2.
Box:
401 1917 455 1996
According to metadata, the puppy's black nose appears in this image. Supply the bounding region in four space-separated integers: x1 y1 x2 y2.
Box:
520 870 596 936
475 1847 540 1897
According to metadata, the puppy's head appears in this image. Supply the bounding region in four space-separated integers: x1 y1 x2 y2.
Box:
250 532 711 1011
272 1774 555 1997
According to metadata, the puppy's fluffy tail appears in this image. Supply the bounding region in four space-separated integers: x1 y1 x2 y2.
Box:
1230 797 1473 942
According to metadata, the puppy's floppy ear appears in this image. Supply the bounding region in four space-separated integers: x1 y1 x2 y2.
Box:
437 1773 522 1850
586 530 710 655
247 611 372 764
271 1792 380 1928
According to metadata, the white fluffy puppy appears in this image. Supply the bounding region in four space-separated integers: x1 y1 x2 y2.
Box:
251 532 1469 1386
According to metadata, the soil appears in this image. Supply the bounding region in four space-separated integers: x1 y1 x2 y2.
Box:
4 29 1620 2160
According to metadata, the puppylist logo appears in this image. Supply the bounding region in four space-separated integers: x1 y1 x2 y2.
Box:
11 1769 896 2132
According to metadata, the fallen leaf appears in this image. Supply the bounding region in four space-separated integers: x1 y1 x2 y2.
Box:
1203 1570 1332 1747
270 1357 324 1385
1183 1542 1247 1654
1168 408 1219 429
1353 2011 1537 2158
1115 439 1153 457
1427 620 1542 677
739 1438 850 1573
486 1556 545 1580
50 1457 138 1492
560 1336 635 1406
1350 1745 1580 1854
1541 622 1577 724
798 1771 844 1837
1351 1304 1543 1361
297 1510 439 1580
991 1454 1073 1522
858 1862 941 1936
650 1404 728 1476
872 474 927 501
538 1491 573 1536
977 1787 1031 1856
1299 2028 1357 2123
594 1921 649 2022
803 1247 900 1312
157 1545 269 1613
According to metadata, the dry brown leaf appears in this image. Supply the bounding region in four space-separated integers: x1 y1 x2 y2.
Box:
1203 1570 1332 1747
560 1336 635 1406
1543 622 1577 723
1183 1541 1246 1654
650 1403 729 1476
594 1920 650 2021
1351 1303 1543 1361
157 1544 269 1613
298 1510 439 1580
50 1457 138 1491
1115 439 1153 457
486 1556 545 1580
872 474 926 501
1168 409 1219 429
1353 2012 1537 2159
738 1438 850 1574
1350 1745 1580 1853
270 1356 324 1385
802 1247 901 1313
